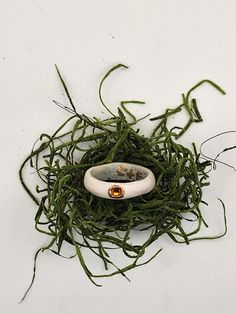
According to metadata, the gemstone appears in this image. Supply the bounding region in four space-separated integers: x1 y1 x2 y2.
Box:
108 185 124 198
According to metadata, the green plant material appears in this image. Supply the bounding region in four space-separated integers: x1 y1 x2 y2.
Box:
19 64 227 301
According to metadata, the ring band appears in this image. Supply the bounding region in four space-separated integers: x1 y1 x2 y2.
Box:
84 162 156 200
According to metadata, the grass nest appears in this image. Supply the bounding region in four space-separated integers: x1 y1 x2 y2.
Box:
19 64 227 301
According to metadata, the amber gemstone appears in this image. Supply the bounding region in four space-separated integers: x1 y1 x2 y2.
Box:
108 185 124 198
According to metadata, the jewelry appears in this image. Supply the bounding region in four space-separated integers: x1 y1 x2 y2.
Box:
84 162 156 200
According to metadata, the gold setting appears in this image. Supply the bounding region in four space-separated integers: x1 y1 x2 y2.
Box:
108 185 124 199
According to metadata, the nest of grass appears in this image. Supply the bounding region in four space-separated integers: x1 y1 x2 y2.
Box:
19 64 227 301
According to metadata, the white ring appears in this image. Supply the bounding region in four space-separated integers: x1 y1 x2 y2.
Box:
84 162 156 200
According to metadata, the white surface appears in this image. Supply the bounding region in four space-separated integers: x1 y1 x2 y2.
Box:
1 0 236 313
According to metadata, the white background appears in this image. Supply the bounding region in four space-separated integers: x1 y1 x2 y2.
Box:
1 0 236 313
